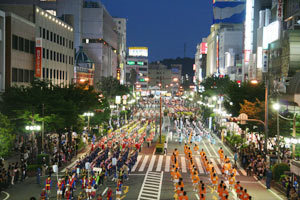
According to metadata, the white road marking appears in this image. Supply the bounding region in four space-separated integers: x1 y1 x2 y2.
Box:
165 156 170 172
202 139 212 156
148 155 156 171
139 155 149 172
132 155 142 172
195 157 204 173
102 187 108 196
156 155 164 171
208 141 219 157
210 158 222 174
1 191 9 200
258 180 284 200
195 193 200 200
138 171 164 200
181 156 187 173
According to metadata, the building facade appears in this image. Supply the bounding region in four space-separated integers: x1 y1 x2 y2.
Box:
5 12 35 89
0 10 4 92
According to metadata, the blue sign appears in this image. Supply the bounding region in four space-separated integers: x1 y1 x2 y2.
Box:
213 1 246 24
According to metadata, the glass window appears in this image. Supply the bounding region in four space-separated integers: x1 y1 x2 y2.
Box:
39 27 42 37
66 71 68 80
50 69 52 79
54 33 56 43
43 48 45 58
69 40 71 48
50 32 53 42
43 28 46 39
12 68 18 82
25 39 30 53
30 41 35 54
60 53 62 62
46 49 49 59
43 68 45 78
18 37 24 51
60 36 62 45
12 35 18 50
63 37 65 46
57 35 59 44
57 70 59 79
18 69 24 82
62 71 64 80
57 52 59 61
59 70 61 80
46 30 49 40
46 68 49 78
50 50 53 60
53 51 56 61
53 69 56 79
24 69 29 82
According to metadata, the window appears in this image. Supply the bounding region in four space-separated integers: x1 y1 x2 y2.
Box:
25 39 30 53
50 32 53 42
12 35 18 50
39 27 42 37
43 68 45 78
57 70 59 79
53 51 56 61
43 28 46 39
63 54 64 63
60 36 62 45
53 69 56 79
50 50 53 60
72 41 73 49
66 72 67 80
46 68 49 78
19 37 24 51
69 40 71 48
59 70 61 80
63 37 65 46
24 69 29 82
46 49 49 59
50 69 52 79
60 53 62 62
29 70 34 83
46 30 49 40
12 68 18 82
62 71 64 80
18 69 23 82
54 33 56 43
43 48 45 58
66 39 68 47
30 41 35 54
71 57 73 65
57 52 59 61
57 34 59 44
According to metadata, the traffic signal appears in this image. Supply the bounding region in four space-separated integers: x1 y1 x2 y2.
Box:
116 68 121 80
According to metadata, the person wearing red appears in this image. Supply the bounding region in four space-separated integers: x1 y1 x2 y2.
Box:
65 185 72 200
45 176 52 196
40 188 47 200
107 187 113 200
57 179 63 200
81 176 88 189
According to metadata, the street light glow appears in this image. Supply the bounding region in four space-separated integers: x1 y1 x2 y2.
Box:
212 96 217 101
273 103 280 111
250 79 259 85
83 112 94 117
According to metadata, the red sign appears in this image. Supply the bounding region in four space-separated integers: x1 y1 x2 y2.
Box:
244 50 251 63
277 0 283 21
200 42 207 54
35 38 42 78
216 37 219 68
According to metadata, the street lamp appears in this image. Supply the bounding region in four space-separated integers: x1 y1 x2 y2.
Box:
83 112 94 133
25 125 41 131
273 102 281 162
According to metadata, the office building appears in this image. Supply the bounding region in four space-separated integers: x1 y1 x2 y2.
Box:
0 10 4 92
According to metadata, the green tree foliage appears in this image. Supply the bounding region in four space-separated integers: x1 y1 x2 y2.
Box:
97 76 130 101
201 75 231 97
0 113 15 157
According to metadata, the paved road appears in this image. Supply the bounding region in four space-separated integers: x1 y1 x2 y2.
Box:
3 121 287 200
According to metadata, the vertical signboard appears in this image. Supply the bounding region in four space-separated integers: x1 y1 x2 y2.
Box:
277 0 283 21
216 35 219 71
262 50 268 73
35 38 42 78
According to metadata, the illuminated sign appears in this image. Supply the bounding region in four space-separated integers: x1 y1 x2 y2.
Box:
127 61 135 65
35 38 42 78
193 64 196 71
139 78 145 82
128 47 148 57
263 20 280 49
200 42 207 54
244 0 254 63
137 61 144 66
216 35 219 69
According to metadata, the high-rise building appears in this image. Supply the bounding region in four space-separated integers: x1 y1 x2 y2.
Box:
194 39 207 85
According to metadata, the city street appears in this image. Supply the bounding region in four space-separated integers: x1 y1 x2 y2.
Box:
1 114 286 200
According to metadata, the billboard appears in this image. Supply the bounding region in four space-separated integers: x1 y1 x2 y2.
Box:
213 1 246 24
263 20 280 49
128 47 148 57
35 38 42 78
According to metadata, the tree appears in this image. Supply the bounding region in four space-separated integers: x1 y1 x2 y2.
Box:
0 113 15 157
97 76 130 101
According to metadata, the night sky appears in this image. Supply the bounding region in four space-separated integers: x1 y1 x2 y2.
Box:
101 0 213 62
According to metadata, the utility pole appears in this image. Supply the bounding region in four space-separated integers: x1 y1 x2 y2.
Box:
264 75 269 156
159 76 162 144
42 103 45 153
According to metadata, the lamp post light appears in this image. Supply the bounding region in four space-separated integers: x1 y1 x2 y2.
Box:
25 125 41 151
83 112 94 134
273 102 281 162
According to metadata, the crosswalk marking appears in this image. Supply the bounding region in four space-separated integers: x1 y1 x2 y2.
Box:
195 157 204 173
139 155 149 172
156 155 163 171
165 156 170 172
132 155 142 172
210 158 222 175
148 155 156 171
181 156 187 173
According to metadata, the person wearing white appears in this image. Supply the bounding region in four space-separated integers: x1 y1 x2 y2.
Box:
164 141 168 155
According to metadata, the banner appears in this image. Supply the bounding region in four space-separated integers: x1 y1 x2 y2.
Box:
213 1 246 24
35 38 42 78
